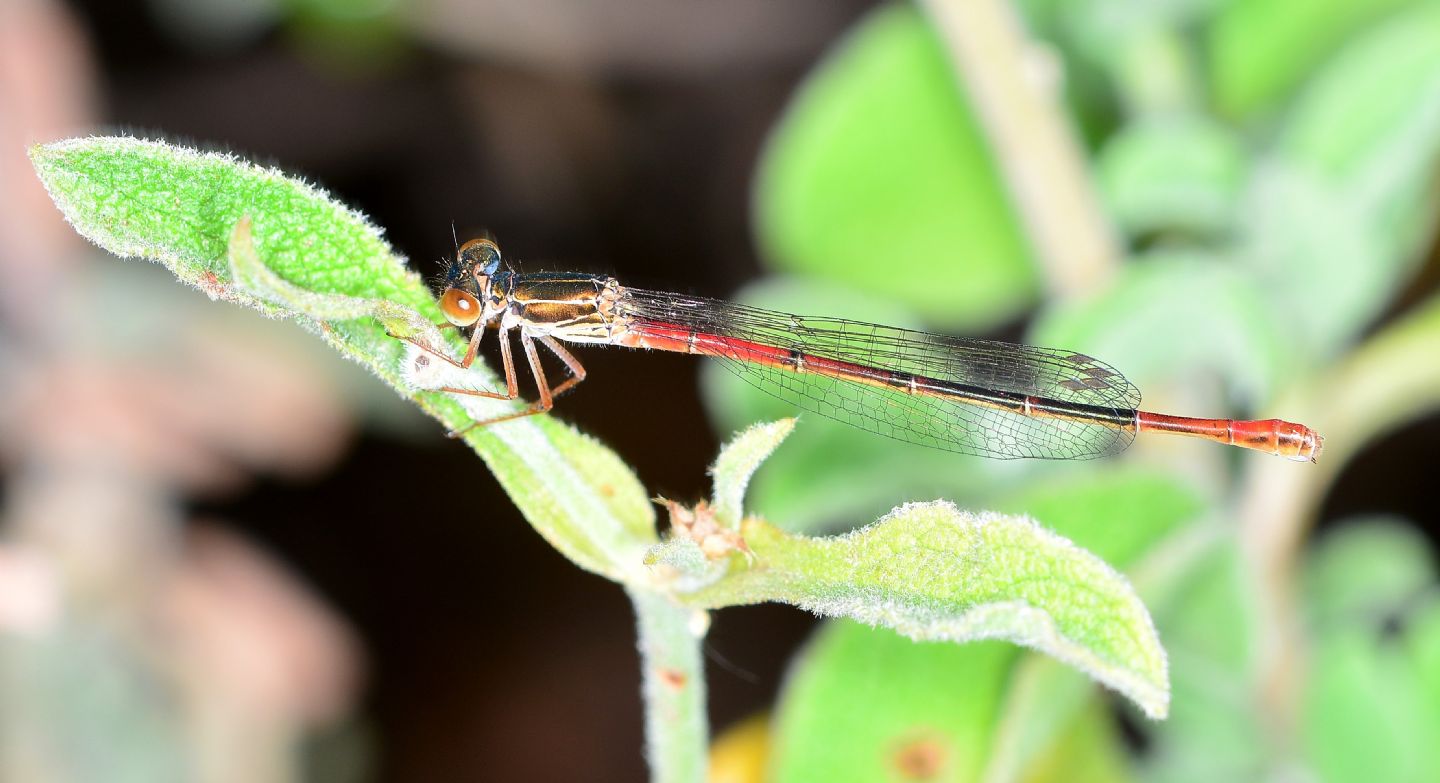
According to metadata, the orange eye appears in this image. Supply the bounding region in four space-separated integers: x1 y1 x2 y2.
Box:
440 288 482 327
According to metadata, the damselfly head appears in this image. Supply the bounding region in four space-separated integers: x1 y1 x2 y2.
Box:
439 237 506 328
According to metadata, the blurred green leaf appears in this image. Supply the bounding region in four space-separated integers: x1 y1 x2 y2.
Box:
1278 2 1440 178
689 502 1170 718
0 630 189 783
1299 518 1440 781
997 469 1207 567
1410 598 1440 703
979 654 1118 783
754 2 1037 332
1142 543 1263 782
1098 115 1244 238
769 622 1016 783
1235 161 1394 358
1234 2 1440 358
1302 623 1440 783
1303 517 1435 628
1017 697 1136 783
1208 0 1420 119
1317 290 1440 467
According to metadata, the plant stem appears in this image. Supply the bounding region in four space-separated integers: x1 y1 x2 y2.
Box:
1238 291 1440 744
629 588 708 783
918 0 1120 301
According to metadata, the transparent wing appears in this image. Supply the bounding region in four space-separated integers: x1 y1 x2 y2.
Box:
618 289 1140 460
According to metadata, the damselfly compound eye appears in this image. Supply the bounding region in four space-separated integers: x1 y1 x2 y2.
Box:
440 288 482 327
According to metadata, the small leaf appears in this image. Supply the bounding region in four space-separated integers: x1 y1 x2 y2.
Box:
1097 115 1244 239
1208 0 1417 119
691 501 1170 718
710 419 795 530
754 3 1037 331
1304 517 1435 628
1235 161 1394 358
1277 2 1440 180
769 622 1017 782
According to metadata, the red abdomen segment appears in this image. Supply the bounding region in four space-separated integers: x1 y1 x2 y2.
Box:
1135 412 1323 462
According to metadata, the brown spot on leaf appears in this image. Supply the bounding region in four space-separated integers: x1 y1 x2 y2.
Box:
890 731 949 781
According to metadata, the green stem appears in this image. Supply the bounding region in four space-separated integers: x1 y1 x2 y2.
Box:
629 588 708 783
917 0 1120 300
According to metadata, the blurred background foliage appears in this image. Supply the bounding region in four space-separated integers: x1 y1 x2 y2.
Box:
1 0 1438 782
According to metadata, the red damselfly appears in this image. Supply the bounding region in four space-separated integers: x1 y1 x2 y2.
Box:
401 238 1322 462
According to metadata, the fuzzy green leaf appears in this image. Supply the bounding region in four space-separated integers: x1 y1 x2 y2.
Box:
29 136 655 581
689 501 1170 718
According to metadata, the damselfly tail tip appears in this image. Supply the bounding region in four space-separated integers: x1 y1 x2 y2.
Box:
1282 424 1323 463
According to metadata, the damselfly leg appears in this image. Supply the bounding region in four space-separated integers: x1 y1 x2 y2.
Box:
401 323 589 436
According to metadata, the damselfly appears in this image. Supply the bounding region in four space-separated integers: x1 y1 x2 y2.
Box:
401 238 1322 462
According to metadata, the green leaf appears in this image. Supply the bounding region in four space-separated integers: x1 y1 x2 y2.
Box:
1298 518 1440 781
29 136 655 581
689 502 1170 718
1411 598 1440 707
1238 2 1440 356
1208 0 1419 119
1015 696 1136 783
1302 623 1440 783
1303 517 1435 627
980 656 1116 783
1097 115 1244 239
1234 161 1394 358
1141 543 1263 781
753 2 1037 332
709 418 795 530
1277 2 1440 180
769 622 1017 783
996 468 1207 568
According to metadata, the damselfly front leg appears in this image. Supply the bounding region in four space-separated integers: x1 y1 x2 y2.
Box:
441 329 588 437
